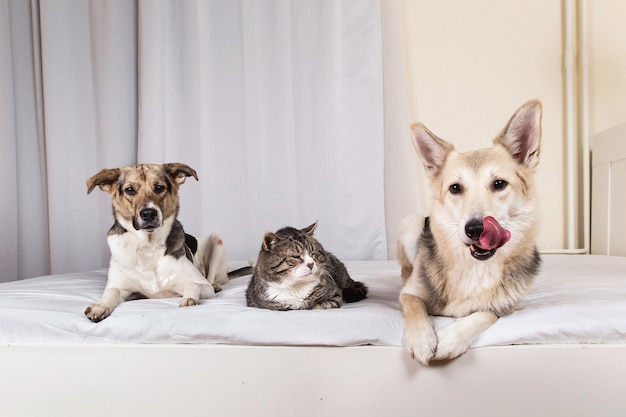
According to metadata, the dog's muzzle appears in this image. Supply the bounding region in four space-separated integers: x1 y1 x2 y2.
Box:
465 217 510 261
468 244 496 261
133 207 161 232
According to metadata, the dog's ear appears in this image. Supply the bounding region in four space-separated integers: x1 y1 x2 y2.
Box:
87 168 121 195
494 100 542 168
301 221 318 236
163 163 199 185
410 123 454 177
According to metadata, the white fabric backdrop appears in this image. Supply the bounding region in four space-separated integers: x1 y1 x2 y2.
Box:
137 0 387 263
1 0 416 282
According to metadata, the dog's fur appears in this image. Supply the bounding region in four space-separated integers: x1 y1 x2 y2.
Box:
85 163 233 322
397 100 543 365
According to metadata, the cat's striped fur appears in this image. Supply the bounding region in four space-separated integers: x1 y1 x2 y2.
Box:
246 222 368 310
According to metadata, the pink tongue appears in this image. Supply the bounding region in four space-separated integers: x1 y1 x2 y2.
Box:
478 216 511 250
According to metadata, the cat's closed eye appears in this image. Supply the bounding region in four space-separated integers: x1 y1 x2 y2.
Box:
313 252 326 263
285 254 302 266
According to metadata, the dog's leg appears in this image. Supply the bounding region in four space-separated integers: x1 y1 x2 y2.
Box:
177 281 215 306
197 232 229 292
85 288 125 322
159 254 216 306
179 282 206 307
397 243 414 282
433 311 498 361
399 293 437 365
397 214 421 281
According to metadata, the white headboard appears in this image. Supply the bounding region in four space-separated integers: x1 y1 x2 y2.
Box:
591 123 626 256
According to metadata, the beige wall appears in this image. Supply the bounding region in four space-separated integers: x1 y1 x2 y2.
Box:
399 0 566 250
588 0 626 137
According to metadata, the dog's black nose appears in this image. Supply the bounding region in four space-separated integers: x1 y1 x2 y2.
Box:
465 219 484 241
140 208 158 222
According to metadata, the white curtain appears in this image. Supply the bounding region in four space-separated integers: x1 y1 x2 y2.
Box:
1 0 416 282
1 0 51 281
1 0 138 282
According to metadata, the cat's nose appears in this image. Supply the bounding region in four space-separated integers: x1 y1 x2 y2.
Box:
307 262 314 270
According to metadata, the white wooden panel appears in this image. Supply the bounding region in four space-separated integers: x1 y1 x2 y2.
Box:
592 123 626 256
591 164 609 254
609 159 626 255
1 345 625 417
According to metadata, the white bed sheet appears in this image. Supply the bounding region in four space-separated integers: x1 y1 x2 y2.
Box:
0 255 624 347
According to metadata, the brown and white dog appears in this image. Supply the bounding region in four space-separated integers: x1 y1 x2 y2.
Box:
397 100 543 365
85 163 244 322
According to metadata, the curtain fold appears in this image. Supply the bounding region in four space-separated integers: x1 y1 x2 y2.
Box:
1 0 409 281
38 0 137 275
1 0 49 282
137 0 388 262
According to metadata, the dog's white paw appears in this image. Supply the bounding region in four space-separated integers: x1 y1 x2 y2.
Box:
85 303 112 322
403 324 437 366
179 297 199 307
433 312 498 361
433 324 471 361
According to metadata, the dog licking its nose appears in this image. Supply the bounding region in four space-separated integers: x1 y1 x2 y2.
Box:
478 216 511 250
464 220 484 241
465 216 511 260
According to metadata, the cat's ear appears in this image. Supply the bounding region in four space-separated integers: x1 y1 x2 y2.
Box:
301 221 318 235
263 231 279 251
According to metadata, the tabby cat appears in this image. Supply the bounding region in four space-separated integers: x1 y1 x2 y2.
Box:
245 222 368 310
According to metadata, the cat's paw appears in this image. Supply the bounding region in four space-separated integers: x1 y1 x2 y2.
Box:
179 297 199 307
312 300 341 310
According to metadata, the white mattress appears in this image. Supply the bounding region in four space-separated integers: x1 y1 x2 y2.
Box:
0 255 625 347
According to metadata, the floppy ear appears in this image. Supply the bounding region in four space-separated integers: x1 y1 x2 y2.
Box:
163 163 199 185
494 100 542 168
86 168 121 195
301 221 318 236
262 231 279 251
410 123 454 177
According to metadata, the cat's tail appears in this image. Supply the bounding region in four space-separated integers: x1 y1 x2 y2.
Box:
227 258 257 279
342 280 368 303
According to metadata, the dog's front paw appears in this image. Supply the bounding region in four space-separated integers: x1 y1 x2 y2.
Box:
433 312 497 361
85 303 112 322
403 324 437 366
434 327 471 360
433 323 471 361
179 298 199 307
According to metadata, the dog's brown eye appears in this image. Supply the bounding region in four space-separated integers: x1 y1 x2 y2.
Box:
449 183 463 194
154 184 166 194
493 179 508 191
124 186 136 196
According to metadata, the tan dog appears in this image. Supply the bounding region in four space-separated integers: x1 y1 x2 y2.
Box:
85 163 234 322
397 100 543 364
